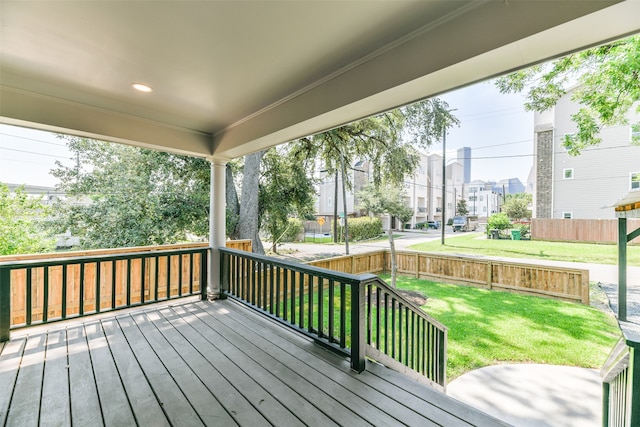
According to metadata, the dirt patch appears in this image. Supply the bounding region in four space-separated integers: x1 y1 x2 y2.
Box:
396 289 428 306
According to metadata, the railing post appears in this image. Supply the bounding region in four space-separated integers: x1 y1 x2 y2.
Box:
350 280 366 373
602 381 610 427
630 344 640 427
0 267 10 342
200 249 209 301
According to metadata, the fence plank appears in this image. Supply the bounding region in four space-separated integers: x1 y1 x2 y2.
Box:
309 250 589 304
532 218 640 244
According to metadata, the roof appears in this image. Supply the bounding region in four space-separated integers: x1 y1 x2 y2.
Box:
2 1 639 160
614 190 640 218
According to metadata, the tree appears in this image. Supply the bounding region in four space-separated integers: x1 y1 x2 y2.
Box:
51 136 210 249
501 198 531 221
358 183 412 288
456 199 469 216
496 35 640 155
291 98 459 253
259 147 316 253
0 183 54 255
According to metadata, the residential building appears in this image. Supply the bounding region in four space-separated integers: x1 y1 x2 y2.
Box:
314 151 466 230
533 89 640 219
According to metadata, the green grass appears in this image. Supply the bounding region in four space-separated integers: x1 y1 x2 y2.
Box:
409 232 640 266
382 274 621 380
304 235 333 243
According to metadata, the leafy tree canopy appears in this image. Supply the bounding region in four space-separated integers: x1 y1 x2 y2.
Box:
496 35 640 155
259 147 316 252
51 136 210 249
0 183 54 255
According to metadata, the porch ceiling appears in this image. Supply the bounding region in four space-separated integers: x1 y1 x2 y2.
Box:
1 1 639 160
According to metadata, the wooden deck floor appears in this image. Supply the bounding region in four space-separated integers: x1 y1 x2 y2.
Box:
0 298 507 426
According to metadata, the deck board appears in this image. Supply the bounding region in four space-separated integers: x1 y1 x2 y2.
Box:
0 298 508 426
84 320 137 426
40 329 71 426
66 325 104 427
0 337 25 425
194 301 430 427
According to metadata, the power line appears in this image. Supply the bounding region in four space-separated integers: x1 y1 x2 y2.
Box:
0 131 67 147
0 146 70 159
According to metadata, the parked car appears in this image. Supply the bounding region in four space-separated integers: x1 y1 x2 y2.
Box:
452 215 478 232
427 220 440 229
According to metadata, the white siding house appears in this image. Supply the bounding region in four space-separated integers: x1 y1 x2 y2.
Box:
534 89 640 219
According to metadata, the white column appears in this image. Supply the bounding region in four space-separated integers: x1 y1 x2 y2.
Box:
208 159 227 300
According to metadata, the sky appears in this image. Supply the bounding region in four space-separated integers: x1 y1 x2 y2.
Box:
0 79 534 188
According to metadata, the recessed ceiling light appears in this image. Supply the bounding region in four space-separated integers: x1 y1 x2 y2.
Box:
132 83 153 93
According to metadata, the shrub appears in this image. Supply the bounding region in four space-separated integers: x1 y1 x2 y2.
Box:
280 217 304 242
333 216 383 242
516 223 531 238
487 213 512 235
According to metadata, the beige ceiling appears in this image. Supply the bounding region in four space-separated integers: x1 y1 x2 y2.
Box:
1 0 639 161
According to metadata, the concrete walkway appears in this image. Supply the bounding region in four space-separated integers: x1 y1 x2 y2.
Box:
447 365 603 427
275 231 640 427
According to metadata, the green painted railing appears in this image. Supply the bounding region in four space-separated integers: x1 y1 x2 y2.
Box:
219 247 447 388
602 326 640 427
0 246 209 341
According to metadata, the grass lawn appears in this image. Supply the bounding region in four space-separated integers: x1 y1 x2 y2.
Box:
381 274 621 380
409 232 640 266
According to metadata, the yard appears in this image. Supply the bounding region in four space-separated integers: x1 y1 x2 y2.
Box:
409 232 640 266
382 274 621 380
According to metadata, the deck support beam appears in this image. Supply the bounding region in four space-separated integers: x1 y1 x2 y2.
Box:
208 158 227 300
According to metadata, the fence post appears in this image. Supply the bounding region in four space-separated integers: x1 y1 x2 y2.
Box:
350 280 366 373
0 267 10 342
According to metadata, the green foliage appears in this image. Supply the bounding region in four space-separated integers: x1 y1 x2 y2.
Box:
260 147 316 250
387 274 620 380
501 197 531 221
516 223 531 238
456 199 469 216
496 35 640 154
51 136 210 249
279 218 304 242
334 217 382 242
0 183 54 255
487 213 512 231
291 98 459 190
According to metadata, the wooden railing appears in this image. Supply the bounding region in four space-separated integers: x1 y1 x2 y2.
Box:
0 246 208 341
601 326 640 426
309 250 590 304
219 247 447 389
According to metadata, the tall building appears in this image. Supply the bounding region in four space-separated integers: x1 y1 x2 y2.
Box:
533 88 640 219
456 147 472 183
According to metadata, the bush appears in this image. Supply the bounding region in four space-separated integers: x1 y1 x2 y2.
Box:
333 216 383 242
280 218 304 242
516 223 530 238
487 213 512 235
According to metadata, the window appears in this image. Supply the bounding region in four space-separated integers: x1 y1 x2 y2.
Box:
563 168 573 179
561 133 576 150
479 195 484 202
563 212 572 219
632 172 640 190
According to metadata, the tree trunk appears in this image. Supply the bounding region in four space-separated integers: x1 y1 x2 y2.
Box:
226 163 240 239
237 150 265 254
388 225 397 288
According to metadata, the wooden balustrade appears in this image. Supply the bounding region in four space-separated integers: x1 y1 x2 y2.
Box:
220 247 447 388
0 240 252 340
308 250 590 304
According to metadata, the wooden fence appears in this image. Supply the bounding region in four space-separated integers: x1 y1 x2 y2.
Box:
1 240 252 327
308 250 590 304
532 218 640 245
